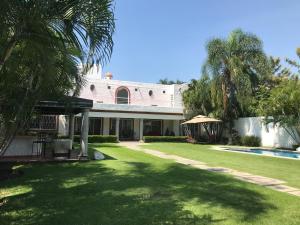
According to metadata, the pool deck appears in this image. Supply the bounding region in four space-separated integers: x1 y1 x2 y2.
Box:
119 142 300 197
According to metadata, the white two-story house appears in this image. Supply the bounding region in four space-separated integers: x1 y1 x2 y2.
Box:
60 65 187 141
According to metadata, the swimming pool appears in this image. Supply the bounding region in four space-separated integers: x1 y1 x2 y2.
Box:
228 148 300 159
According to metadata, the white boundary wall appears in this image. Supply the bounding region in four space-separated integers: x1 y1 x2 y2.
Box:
234 117 299 148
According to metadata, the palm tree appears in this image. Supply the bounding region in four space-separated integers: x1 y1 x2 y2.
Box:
0 0 115 154
203 29 270 142
0 0 115 72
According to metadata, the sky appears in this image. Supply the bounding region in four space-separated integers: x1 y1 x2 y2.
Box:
103 0 300 83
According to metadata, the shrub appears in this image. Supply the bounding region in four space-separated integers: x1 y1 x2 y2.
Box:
73 135 118 143
240 135 261 147
292 144 300 150
143 136 187 143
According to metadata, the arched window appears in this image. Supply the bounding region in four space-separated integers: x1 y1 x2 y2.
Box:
116 87 130 104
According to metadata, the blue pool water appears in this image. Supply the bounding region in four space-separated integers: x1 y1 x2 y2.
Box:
229 148 300 159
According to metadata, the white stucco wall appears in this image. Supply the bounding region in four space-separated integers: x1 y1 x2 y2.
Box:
79 77 187 109
4 136 36 156
234 117 299 148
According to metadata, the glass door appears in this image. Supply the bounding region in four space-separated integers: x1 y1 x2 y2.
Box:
119 119 134 140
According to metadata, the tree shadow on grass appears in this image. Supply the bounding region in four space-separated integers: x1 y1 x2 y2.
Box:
125 162 275 221
0 152 276 225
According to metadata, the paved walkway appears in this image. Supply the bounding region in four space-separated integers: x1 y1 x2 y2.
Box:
119 142 300 197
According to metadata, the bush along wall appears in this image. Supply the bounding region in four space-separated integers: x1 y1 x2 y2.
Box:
73 135 118 143
240 135 261 147
143 136 188 143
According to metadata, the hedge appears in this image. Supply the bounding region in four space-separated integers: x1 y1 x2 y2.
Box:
240 135 261 147
143 136 188 143
73 135 118 143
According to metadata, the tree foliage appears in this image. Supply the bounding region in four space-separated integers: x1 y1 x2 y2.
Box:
183 30 300 145
158 78 185 85
257 51 300 144
0 0 115 154
182 29 273 144
184 29 270 140
202 29 270 121
182 76 213 119
257 79 300 144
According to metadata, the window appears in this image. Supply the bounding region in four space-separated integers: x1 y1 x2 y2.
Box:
143 120 162 136
74 117 102 135
116 87 130 104
89 118 102 135
109 118 116 135
29 115 57 130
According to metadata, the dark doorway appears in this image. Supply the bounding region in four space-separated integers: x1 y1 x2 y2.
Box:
119 119 134 140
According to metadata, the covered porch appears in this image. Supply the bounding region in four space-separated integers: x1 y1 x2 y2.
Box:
1 96 93 161
77 103 185 141
104 118 182 141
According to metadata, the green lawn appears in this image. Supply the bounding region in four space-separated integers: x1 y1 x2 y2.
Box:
142 143 300 189
1 143 300 225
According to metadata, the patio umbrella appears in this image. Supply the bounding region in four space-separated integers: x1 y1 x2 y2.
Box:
181 115 222 124
181 115 222 142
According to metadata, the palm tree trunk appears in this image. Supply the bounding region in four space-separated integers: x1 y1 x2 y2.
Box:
223 69 235 144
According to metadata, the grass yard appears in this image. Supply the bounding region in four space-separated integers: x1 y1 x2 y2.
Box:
1 143 300 225
143 143 300 189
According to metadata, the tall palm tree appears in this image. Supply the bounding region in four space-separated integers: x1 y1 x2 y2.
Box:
203 29 270 142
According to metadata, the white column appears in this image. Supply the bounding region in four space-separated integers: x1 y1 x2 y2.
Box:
116 118 120 141
173 120 180 136
139 119 144 141
102 118 110 135
69 114 75 149
80 109 89 158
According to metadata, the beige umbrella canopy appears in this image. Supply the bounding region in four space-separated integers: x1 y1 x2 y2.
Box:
181 115 223 143
182 115 222 124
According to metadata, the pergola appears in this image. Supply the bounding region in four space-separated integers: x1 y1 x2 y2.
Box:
34 96 93 158
182 115 223 142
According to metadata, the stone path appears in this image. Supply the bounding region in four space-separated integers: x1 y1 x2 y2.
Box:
118 142 300 197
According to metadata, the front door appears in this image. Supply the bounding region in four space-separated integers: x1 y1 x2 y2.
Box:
119 119 134 140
